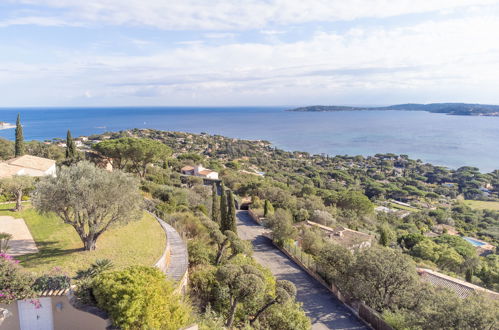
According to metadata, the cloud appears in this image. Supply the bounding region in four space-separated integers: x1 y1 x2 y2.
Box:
3 0 498 30
2 2 499 105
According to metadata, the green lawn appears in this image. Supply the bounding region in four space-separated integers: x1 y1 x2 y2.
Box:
463 200 499 211
0 204 165 276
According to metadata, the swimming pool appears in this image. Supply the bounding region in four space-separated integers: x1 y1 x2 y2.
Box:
463 237 486 247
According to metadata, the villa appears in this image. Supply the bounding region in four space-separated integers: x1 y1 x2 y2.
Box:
0 155 56 179
181 164 219 180
300 221 373 251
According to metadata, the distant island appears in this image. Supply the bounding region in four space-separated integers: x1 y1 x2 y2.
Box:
287 103 499 116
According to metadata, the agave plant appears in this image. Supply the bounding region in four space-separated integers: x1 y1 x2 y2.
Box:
74 259 114 280
0 233 12 253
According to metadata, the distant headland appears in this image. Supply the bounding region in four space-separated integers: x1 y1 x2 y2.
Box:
287 103 499 116
0 122 15 130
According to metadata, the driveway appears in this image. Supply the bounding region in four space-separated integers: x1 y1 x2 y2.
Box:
237 211 368 330
0 215 38 256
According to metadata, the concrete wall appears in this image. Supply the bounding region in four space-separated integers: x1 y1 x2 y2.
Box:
0 296 109 330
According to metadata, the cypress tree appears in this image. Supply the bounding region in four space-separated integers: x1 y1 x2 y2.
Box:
211 183 220 223
264 199 273 217
220 185 228 230
227 190 237 233
15 113 24 157
66 129 77 160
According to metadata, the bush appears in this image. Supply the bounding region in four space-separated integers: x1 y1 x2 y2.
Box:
188 240 214 266
92 266 192 330
0 254 35 304
33 274 71 292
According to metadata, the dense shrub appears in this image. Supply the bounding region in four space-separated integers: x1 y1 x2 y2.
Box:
92 266 191 330
0 254 34 304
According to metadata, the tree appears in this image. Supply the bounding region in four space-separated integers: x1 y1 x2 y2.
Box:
0 254 34 304
92 266 192 330
411 239 440 262
219 186 228 231
65 129 77 161
211 184 220 223
335 190 374 216
14 113 24 157
255 301 311 330
94 137 172 177
267 209 297 245
263 199 274 217
316 242 354 290
226 190 237 233
0 138 14 160
251 280 296 325
32 162 142 250
378 223 395 247
404 288 499 330
348 246 418 312
215 264 265 328
1 176 34 211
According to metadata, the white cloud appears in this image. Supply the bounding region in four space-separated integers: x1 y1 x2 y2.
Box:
3 0 498 30
2 2 499 105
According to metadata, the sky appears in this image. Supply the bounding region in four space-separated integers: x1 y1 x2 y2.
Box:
1 1 499 107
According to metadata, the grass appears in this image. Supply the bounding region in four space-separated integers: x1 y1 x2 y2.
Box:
463 200 499 211
388 202 417 212
0 204 166 276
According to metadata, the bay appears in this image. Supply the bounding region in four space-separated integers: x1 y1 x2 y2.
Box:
0 106 497 172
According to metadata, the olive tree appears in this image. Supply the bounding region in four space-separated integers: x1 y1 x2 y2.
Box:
32 162 142 251
1 175 34 211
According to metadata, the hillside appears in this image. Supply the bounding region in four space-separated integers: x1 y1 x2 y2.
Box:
288 103 499 116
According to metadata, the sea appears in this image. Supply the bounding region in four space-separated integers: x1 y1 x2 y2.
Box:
0 106 497 172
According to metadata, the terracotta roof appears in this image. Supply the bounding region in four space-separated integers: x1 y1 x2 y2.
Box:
38 287 71 297
181 165 194 171
0 163 24 178
7 155 56 172
198 169 214 175
418 268 499 299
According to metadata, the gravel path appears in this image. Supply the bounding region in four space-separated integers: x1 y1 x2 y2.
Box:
236 211 368 330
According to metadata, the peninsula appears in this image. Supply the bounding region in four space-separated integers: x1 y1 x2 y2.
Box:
288 103 499 116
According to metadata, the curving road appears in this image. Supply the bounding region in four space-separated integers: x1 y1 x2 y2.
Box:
236 211 368 330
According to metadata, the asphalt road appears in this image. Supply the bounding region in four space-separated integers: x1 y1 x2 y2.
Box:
236 211 368 330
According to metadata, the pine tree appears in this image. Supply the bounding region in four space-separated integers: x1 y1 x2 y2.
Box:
66 129 77 160
211 183 220 223
227 190 237 233
15 113 24 157
220 185 228 230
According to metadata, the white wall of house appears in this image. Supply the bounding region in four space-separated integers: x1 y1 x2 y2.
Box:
206 172 219 180
45 164 57 177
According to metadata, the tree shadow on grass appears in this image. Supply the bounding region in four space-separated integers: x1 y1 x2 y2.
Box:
17 240 83 268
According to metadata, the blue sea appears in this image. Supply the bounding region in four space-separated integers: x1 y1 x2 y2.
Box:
0 107 497 172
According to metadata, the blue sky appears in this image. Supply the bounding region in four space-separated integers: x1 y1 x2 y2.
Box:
1 0 499 106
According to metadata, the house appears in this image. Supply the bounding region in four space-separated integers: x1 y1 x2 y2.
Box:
301 221 373 251
417 268 499 300
0 155 56 179
0 163 25 178
0 289 109 330
181 164 219 180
